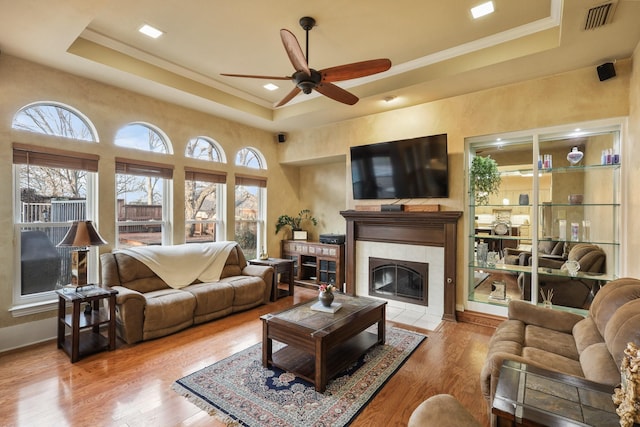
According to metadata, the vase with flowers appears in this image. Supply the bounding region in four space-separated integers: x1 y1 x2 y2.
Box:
318 284 335 307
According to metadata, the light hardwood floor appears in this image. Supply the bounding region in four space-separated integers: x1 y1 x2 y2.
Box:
0 287 494 426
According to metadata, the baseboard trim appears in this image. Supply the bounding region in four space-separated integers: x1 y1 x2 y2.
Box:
456 309 505 329
0 317 57 353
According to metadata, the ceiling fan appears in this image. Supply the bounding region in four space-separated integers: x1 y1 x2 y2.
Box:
221 16 392 107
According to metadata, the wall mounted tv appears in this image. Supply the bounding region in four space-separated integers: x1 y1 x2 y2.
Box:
350 134 448 200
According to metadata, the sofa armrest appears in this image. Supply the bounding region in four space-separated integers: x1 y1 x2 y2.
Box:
503 248 529 257
536 257 566 269
242 265 274 303
508 299 584 333
112 285 146 344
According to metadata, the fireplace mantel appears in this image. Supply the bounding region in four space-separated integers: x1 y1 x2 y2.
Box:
340 210 462 321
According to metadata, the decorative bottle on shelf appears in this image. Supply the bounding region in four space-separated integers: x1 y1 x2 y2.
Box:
567 146 584 165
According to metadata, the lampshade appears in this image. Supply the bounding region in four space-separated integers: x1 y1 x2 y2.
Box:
57 220 107 248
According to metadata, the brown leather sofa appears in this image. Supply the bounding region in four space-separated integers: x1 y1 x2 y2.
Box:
503 240 566 266
481 277 640 416
100 243 273 344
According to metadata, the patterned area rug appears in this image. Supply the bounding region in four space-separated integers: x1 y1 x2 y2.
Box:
172 327 426 426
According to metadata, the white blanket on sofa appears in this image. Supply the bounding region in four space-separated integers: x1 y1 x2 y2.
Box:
116 241 237 289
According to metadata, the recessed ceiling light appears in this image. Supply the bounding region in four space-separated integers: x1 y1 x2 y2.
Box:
139 24 164 39
471 1 495 19
263 83 279 91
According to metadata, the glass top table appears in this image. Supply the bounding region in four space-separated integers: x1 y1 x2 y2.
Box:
261 293 387 392
492 360 622 427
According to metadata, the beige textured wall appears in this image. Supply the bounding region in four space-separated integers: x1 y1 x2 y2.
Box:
298 160 348 241
280 59 634 308
0 55 300 328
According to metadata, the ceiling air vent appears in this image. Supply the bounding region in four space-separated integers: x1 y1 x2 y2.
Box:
584 2 617 30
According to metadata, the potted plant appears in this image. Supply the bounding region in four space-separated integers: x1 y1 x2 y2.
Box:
470 155 501 205
275 209 318 239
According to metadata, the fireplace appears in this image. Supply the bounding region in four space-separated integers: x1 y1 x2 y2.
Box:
341 210 462 321
369 257 428 305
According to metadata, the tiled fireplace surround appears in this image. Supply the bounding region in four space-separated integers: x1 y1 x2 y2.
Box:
341 210 462 331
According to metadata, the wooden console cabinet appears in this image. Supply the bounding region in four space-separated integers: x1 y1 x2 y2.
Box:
281 240 345 291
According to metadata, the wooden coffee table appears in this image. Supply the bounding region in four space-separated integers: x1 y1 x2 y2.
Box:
260 294 386 392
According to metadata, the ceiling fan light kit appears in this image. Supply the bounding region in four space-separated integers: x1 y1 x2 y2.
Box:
221 16 391 107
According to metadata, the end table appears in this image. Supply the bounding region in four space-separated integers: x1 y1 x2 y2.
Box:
56 285 118 362
249 258 294 301
492 360 629 427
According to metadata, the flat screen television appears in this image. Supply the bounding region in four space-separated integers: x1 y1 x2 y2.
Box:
350 134 448 199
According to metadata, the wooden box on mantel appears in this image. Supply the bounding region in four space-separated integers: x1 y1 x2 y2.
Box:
403 204 440 212
355 205 381 211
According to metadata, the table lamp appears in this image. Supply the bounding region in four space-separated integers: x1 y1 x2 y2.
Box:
57 220 107 288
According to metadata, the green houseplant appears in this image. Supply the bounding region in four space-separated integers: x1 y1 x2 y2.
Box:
470 155 501 205
275 209 318 235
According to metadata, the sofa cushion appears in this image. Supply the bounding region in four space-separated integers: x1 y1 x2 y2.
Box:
590 277 640 336
408 394 481 427
572 317 603 353
524 325 578 360
521 347 584 378
603 298 640 368
220 275 265 307
580 342 620 385
185 282 234 319
221 246 246 278
143 289 196 334
113 253 171 293
489 320 524 346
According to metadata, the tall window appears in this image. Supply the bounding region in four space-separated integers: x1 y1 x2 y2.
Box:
185 137 226 243
185 168 226 243
11 102 99 307
115 124 173 247
235 148 267 260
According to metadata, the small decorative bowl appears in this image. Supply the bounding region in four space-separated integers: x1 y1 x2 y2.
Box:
568 194 583 204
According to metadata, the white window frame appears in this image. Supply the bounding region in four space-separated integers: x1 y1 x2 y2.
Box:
11 170 99 316
115 172 173 247
185 180 226 243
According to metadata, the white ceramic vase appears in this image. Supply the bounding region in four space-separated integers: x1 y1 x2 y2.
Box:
567 146 584 165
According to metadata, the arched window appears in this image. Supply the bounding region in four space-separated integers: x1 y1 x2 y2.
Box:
234 147 267 259
114 122 172 154
185 137 226 163
12 102 98 142
235 147 265 169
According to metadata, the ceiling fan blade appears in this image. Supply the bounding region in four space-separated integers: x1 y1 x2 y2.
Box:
221 73 291 80
280 29 311 76
320 59 392 82
315 82 359 105
274 86 302 107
